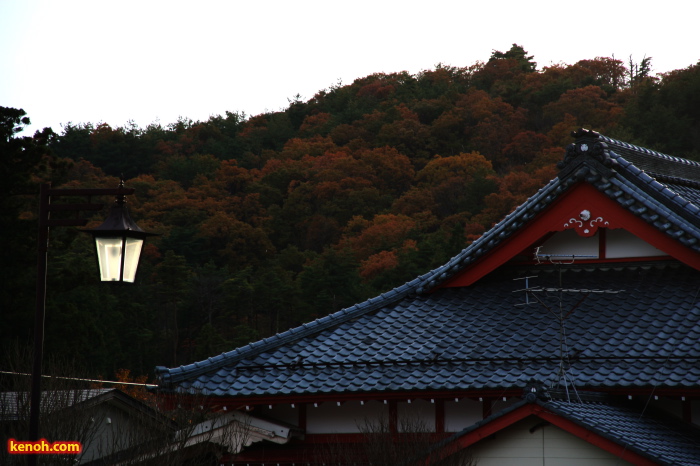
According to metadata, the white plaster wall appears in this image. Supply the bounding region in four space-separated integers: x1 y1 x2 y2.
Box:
445 398 481 432
649 397 682 420
397 399 434 432
538 229 599 258
265 403 298 426
491 397 521 413
467 416 633 466
79 406 118 464
606 229 666 258
538 228 668 260
306 400 387 434
267 398 526 435
649 397 700 427
79 405 150 464
301 399 483 434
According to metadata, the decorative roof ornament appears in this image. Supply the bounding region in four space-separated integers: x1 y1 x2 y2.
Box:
558 128 617 171
563 210 610 237
571 128 600 139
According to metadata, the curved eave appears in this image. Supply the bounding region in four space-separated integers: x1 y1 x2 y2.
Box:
155 132 700 394
156 385 700 409
418 139 700 292
155 271 433 388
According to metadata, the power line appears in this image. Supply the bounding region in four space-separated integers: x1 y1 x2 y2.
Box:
0 370 158 388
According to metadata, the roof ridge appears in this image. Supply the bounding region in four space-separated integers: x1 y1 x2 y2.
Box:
605 148 700 231
416 177 568 293
597 133 700 169
650 173 700 189
416 176 566 292
155 130 700 394
418 131 700 292
429 392 700 466
155 272 432 385
542 396 700 464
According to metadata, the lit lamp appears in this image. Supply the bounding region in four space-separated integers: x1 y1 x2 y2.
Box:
28 180 155 465
84 184 156 282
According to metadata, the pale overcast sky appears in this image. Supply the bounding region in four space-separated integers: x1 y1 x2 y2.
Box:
1 0 697 135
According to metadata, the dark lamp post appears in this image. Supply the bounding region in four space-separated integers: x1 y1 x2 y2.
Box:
84 187 156 283
28 181 154 465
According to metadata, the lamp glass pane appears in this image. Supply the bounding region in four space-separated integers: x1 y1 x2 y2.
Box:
122 237 144 283
95 237 124 282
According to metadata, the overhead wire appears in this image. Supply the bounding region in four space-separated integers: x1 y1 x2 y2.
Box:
0 370 158 388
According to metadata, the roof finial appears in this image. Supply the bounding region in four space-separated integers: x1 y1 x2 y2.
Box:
571 128 600 139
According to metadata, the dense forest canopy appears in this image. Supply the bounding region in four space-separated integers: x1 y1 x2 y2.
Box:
3 45 700 381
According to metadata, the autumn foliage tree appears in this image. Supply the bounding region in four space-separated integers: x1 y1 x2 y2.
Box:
3 49 699 383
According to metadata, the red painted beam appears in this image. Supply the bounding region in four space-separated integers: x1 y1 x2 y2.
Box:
536 408 657 465
435 399 445 433
438 182 700 289
229 433 453 463
429 404 657 466
159 386 700 412
193 389 523 410
427 404 534 464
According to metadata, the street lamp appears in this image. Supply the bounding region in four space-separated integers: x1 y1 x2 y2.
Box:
84 183 157 283
28 181 154 463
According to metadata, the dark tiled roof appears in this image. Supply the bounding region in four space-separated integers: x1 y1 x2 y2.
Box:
544 398 700 466
1 389 142 420
600 133 700 183
155 131 700 398
441 392 700 466
157 262 700 397
415 130 700 292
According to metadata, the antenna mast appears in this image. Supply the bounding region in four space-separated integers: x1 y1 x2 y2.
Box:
514 249 624 401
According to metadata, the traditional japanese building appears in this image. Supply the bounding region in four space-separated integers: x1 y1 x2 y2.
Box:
155 130 700 465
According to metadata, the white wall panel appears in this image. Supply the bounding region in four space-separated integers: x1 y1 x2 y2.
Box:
467 416 633 466
397 399 434 432
306 400 387 434
445 399 481 432
606 229 666 258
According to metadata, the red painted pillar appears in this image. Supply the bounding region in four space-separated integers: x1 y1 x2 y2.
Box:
389 401 398 434
299 402 307 431
482 398 493 419
435 399 445 433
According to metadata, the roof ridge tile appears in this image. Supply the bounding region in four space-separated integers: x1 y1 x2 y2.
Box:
156 273 433 385
156 132 700 397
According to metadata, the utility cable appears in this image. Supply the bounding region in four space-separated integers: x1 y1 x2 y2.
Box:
0 370 158 388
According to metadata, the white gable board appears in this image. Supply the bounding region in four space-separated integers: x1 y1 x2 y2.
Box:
467 416 633 466
538 228 666 260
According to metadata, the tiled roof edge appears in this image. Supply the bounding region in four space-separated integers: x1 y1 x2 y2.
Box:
650 173 700 190
156 271 433 386
417 133 700 291
156 131 700 389
606 147 700 222
415 176 567 293
419 398 530 461
604 170 700 247
157 160 585 385
597 133 700 170
432 395 682 466
541 399 694 465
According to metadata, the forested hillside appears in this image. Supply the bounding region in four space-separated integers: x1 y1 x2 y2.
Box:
3 45 699 380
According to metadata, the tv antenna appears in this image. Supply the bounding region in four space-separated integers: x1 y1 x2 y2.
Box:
513 248 624 401
532 246 597 265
